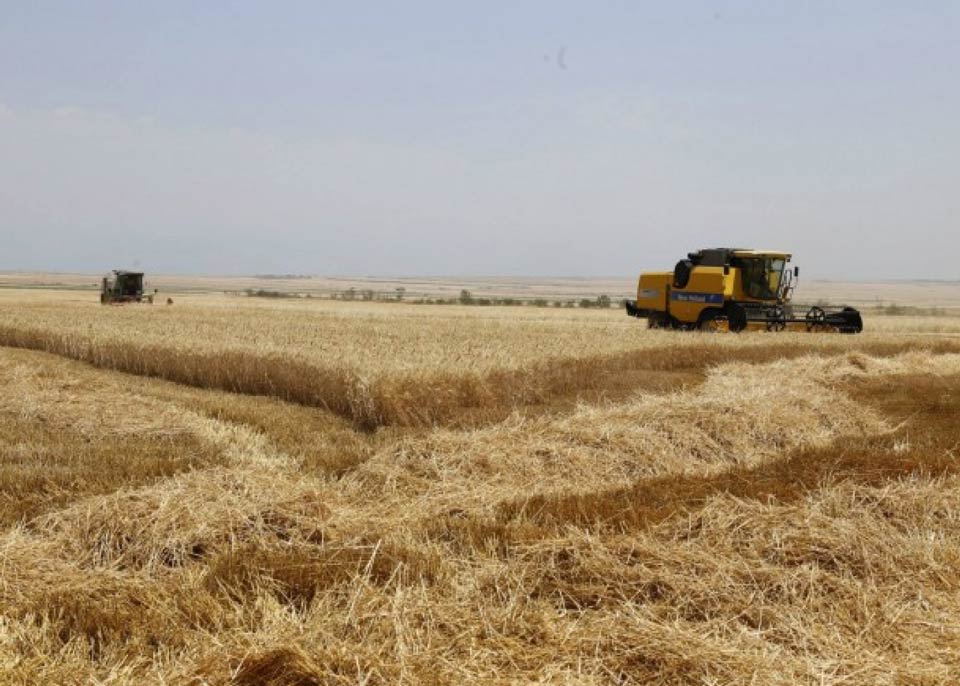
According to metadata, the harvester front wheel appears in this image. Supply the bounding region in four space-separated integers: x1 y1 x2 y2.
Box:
724 303 748 333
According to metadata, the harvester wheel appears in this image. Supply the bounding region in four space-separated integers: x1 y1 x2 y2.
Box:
647 313 671 329
698 309 727 332
724 303 748 333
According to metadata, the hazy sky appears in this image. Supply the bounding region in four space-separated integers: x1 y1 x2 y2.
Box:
1 2 958 279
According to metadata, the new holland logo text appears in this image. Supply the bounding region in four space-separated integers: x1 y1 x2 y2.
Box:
670 292 724 304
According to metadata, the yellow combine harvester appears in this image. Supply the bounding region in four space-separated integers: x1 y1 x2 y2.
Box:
625 248 863 333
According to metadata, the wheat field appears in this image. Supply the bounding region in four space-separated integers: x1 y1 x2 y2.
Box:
2 288 960 685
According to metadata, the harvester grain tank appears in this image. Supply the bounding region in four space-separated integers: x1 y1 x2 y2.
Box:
100 270 154 304
625 249 862 333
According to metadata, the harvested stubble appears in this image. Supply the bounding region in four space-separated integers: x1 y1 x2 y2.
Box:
0 349 229 524
1 296 959 429
341 352 911 534
0 346 384 528
4 338 960 685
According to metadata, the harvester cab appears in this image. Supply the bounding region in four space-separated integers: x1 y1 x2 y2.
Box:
625 248 862 333
100 270 154 305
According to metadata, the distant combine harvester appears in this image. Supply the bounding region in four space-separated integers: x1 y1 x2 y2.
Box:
100 270 155 305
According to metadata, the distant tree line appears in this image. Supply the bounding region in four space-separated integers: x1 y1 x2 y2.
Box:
448 290 616 309
332 287 406 302
243 288 307 299
240 286 622 308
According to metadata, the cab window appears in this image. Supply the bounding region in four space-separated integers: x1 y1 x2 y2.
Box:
740 258 785 300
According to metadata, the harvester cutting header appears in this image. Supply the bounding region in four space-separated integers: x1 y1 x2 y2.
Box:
626 248 863 333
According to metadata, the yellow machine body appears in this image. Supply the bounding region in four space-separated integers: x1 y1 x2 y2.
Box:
636 250 789 326
635 266 737 323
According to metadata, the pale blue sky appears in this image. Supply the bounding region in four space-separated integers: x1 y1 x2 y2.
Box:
1 2 957 278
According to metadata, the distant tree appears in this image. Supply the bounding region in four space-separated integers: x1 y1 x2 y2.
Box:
361 289 375 301
459 289 474 305
342 287 356 301
596 294 612 308
395 287 406 302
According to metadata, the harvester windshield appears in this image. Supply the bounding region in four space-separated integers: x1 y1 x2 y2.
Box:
118 273 143 296
740 257 786 300
101 270 150 304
